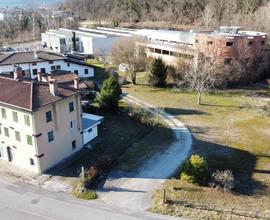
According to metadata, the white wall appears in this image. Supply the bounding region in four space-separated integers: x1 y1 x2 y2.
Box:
0 105 40 173
83 126 98 145
0 60 94 79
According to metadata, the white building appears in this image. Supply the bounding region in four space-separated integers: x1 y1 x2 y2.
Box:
0 51 94 79
42 27 135 55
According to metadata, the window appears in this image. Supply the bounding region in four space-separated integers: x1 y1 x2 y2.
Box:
87 128 92 133
248 41 253 46
67 63 70 67
4 127 9 137
26 135 33 145
69 102 74 112
226 42 234 47
12 111 18 122
15 131 21 142
72 140 76 150
244 58 249 64
207 41 213 45
32 69 38 75
51 66 56 71
74 70 78 75
46 111 52 123
195 39 199 43
56 65 61 70
49 61 54 64
261 41 265 45
48 131 54 142
24 114 30 126
162 50 170 55
32 62 37 66
1 108 6 119
30 158 35 165
70 120 75 130
84 69 88 74
224 58 232 65
41 68 46 74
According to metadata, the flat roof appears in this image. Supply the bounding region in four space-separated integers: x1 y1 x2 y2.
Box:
82 117 100 131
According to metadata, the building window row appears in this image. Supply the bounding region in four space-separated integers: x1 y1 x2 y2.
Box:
0 126 32 145
1 108 31 126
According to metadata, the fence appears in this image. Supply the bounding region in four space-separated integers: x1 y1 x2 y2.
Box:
162 189 270 220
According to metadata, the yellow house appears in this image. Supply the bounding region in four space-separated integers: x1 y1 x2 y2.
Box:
0 69 85 173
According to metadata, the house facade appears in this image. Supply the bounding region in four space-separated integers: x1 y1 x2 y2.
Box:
0 69 98 173
0 51 94 79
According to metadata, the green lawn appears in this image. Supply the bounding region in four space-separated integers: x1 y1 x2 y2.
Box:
122 76 270 219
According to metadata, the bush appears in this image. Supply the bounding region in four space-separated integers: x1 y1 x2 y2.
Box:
96 76 122 112
180 154 208 185
73 190 97 200
209 170 235 192
148 58 167 87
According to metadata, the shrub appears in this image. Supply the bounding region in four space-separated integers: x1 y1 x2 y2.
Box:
96 76 122 112
209 170 235 192
73 190 97 200
148 58 167 87
180 154 208 185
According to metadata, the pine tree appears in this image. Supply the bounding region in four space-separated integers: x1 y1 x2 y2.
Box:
96 76 122 112
148 58 167 87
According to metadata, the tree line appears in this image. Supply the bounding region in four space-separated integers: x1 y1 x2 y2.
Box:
64 0 270 38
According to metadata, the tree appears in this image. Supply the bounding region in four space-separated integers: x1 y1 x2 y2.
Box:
183 53 224 105
110 37 146 85
180 154 208 185
96 76 122 112
148 58 167 87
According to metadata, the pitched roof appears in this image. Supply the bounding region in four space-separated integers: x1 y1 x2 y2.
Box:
0 76 76 111
0 51 66 66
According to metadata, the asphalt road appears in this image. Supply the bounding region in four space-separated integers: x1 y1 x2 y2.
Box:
0 176 184 220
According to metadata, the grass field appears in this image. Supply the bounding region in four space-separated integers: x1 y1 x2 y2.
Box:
122 74 270 219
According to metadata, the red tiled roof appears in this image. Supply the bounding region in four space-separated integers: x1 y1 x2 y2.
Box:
0 76 76 111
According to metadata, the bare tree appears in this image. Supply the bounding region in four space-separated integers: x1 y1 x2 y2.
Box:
183 53 224 105
110 36 146 84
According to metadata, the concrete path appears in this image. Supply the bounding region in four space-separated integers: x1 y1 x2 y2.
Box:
98 94 192 211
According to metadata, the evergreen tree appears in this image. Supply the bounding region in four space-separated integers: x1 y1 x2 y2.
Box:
96 76 122 112
148 58 167 87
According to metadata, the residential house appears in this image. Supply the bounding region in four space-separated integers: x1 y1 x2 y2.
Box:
0 51 94 79
0 67 100 173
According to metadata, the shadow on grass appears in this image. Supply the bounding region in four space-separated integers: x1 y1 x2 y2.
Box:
201 103 244 109
192 137 268 196
163 107 208 116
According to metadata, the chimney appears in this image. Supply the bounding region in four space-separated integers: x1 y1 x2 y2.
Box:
13 66 23 81
74 76 80 89
37 69 42 81
49 79 58 96
34 52 38 59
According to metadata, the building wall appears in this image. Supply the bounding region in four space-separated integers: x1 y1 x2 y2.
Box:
194 34 267 62
0 60 94 79
0 104 40 173
83 126 98 145
33 94 83 173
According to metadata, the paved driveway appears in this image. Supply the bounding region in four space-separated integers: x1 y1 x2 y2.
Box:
98 95 192 211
